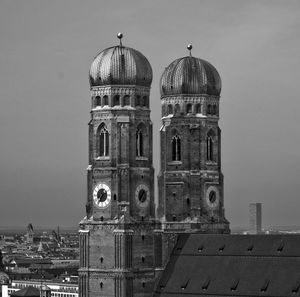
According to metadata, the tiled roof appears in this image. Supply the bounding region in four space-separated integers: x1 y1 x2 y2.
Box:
154 234 300 297
11 286 40 297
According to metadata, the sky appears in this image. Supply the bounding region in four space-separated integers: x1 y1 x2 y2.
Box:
0 0 300 229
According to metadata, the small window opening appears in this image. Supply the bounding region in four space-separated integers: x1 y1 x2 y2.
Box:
186 104 192 114
103 95 108 106
212 105 217 115
172 192 176 198
172 216 176 222
100 216 103 222
114 194 117 201
181 280 189 290
141 216 144 221
186 198 190 205
99 77 101 81
219 244 225 252
142 235 145 241
143 96 148 107
292 279 300 294
141 256 145 263
141 175 144 179
261 280 270 292
114 95 120 106
142 282 146 288
100 257 103 263
207 104 211 115
96 96 101 106
202 278 210 291
136 95 141 106
277 241 284 252
247 245 253 252
198 245 204 252
100 282 103 289
230 279 239 291
124 95 130 106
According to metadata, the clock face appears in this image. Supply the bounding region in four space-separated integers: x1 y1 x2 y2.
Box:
93 183 111 208
206 186 219 208
135 184 150 208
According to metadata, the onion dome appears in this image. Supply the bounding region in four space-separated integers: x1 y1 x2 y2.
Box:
89 34 152 87
160 51 221 96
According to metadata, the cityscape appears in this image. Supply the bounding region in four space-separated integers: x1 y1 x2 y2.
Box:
1 1 300 297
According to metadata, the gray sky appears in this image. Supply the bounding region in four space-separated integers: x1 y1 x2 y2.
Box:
0 0 299 229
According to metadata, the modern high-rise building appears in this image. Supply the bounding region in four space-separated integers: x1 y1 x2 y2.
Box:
249 203 262 234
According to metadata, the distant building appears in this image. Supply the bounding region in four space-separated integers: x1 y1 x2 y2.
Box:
249 203 262 234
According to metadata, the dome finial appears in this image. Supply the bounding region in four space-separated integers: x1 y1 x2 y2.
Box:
117 32 123 47
187 44 193 56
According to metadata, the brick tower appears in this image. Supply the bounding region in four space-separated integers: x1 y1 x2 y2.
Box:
79 34 162 297
157 45 229 262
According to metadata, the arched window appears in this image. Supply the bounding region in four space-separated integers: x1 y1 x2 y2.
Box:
168 104 173 115
98 124 109 157
113 95 120 106
195 104 201 114
174 104 180 115
136 129 144 157
124 95 130 106
143 96 148 107
172 135 181 161
95 96 101 107
206 130 215 161
186 103 192 114
207 104 211 115
212 105 217 115
136 95 141 106
103 95 108 106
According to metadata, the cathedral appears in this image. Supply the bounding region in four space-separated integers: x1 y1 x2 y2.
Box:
78 34 300 297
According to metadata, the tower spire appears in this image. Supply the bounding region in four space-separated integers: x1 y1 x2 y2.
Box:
117 32 123 47
187 44 193 56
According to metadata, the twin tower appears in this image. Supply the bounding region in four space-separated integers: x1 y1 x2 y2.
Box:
79 34 229 297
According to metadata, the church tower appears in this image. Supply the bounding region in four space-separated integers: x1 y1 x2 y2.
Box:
79 34 162 297
157 45 229 259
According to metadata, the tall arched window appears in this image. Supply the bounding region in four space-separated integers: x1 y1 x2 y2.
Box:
136 129 144 157
98 124 109 157
195 104 201 114
172 135 181 161
168 105 173 115
103 95 108 106
206 130 215 161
